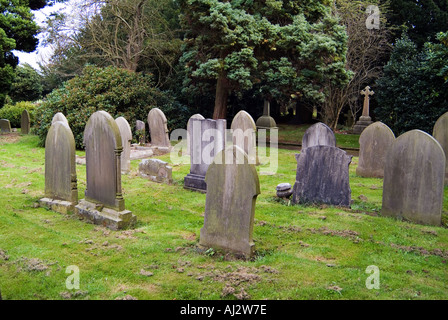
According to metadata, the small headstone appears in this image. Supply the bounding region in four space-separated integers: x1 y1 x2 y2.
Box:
184 118 226 192
231 110 258 164
75 111 136 230
255 100 277 129
138 159 173 184
136 120 146 145
186 114 205 155
39 121 78 214
115 116 132 173
433 111 448 185
353 86 374 134
199 145 260 258
276 183 292 198
382 130 445 226
21 110 30 134
292 145 352 206
52 112 68 125
0 119 11 133
356 121 395 178
147 108 170 148
301 122 336 149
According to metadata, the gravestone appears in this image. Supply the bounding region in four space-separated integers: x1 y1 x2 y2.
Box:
353 86 374 134
39 121 78 214
21 110 30 134
276 183 292 198
199 145 260 258
433 111 448 185
186 114 205 155
356 122 395 178
255 100 277 129
115 116 132 173
0 119 11 133
382 130 445 226
301 122 336 149
231 110 258 164
138 158 173 184
184 118 226 192
75 111 136 230
51 112 68 125
147 108 170 148
292 145 352 206
136 120 146 145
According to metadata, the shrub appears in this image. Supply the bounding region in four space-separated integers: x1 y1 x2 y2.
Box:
34 66 190 149
0 101 37 128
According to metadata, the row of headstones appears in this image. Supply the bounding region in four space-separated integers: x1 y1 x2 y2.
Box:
0 110 31 134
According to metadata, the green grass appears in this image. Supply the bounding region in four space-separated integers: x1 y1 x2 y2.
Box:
0 133 447 300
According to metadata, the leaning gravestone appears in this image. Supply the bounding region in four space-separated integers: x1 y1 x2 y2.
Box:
356 122 395 178
136 120 146 145
301 122 336 149
382 130 445 226
231 110 258 165
75 111 136 230
184 118 226 192
115 116 132 173
147 108 170 148
0 119 11 133
292 145 352 206
52 112 68 125
39 121 78 214
199 145 260 258
21 110 30 134
186 114 205 155
433 111 448 185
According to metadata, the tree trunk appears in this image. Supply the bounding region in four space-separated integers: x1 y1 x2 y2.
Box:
213 73 229 119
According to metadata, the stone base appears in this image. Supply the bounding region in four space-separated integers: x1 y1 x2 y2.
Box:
74 199 136 230
39 198 76 214
184 173 207 193
353 117 373 134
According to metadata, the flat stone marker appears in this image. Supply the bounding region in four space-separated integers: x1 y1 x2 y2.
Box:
433 111 448 185
356 121 395 178
199 145 260 258
115 116 132 173
231 110 258 165
39 121 78 214
184 118 226 192
186 114 205 155
75 110 136 230
301 122 336 149
147 108 170 148
136 120 146 145
138 158 173 184
382 130 445 226
0 119 11 133
52 112 68 125
21 110 30 134
292 145 352 206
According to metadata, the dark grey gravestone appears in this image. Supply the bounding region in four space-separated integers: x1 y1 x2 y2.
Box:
0 119 11 133
292 145 352 206
301 122 336 150
21 109 30 134
382 130 445 226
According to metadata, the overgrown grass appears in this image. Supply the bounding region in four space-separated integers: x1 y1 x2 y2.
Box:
0 133 447 300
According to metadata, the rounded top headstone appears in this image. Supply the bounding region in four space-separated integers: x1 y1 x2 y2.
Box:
52 112 69 125
301 122 336 149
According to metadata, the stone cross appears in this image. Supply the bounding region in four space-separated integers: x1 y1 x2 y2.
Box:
360 86 374 117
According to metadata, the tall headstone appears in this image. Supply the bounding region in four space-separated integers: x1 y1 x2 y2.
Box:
433 111 448 185
356 122 395 178
382 130 445 226
0 119 11 133
75 111 136 230
147 108 170 148
39 121 78 214
231 110 258 164
353 86 374 134
292 145 352 207
184 118 226 192
136 120 146 145
52 112 68 125
199 145 260 258
21 110 30 134
115 116 132 173
255 100 277 129
301 122 336 149
186 114 205 155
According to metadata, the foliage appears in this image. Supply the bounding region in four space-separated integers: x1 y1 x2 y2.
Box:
0 101 37 128
34 65 190 149
375 33 448 135
9 63 43 103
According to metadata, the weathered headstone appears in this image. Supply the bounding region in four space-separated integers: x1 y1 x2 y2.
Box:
292 145 352 206
231 110 258 164
255 100 277 129
147 108 170 148
433 111 448 185
21 110 30 134
186 114 205 155
138 158 173 184
356 121 395 178
39 121 78 214
0 119 11 133
353 86 374 134
136 120 146 145
199 145 260 258
115 116 132 173
75 111 136 230
184 118 226 192
382 130 445 226
301 122 336 149
52 112 68 125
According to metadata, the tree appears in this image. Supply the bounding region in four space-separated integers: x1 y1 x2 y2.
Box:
9 63 43 102
179 0 351 119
